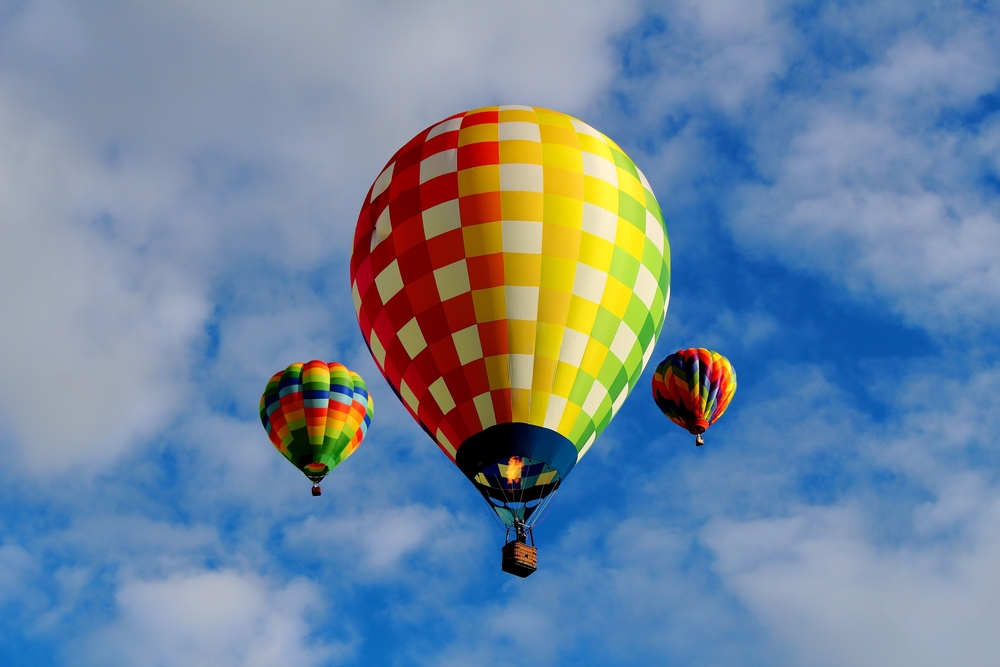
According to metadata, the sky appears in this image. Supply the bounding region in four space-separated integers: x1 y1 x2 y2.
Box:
1 1 999 665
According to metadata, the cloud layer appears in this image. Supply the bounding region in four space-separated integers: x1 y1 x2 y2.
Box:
1 1 999 666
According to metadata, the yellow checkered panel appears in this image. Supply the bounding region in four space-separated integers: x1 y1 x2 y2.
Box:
351 106 670 462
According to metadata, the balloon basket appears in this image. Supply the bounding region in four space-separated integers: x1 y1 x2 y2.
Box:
311 485 322 496
502 540 537 578
695 434 704 447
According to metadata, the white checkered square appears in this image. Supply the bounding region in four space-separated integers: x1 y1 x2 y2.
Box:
502 220 543 253
369 330 387 366
642 339 657 368
570 118 604 140
370 162 394 201
397 317 427 358
633 263 659 311
473 392 496 428
434 259 471 301
505 286 538 320
500 164 543 192
400 378 420 413
374 259 404 303
436 428 457 456
428 377 456 414
352 281 362 314
582 202 618 240
636 166 652 192
645 210 665 255
543 394 568 430
370 206 391 251
558 328 589 366
582 380 609 416
509 353 534 390
609 320 638 364
499 122 541 142
423 199 461 239
582 152 618 186
420 148 458 184
426 117 463 140
452 325 484 365
612 384 630 414
571 263 607 304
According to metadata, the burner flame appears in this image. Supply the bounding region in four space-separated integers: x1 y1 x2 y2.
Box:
504 456 523 486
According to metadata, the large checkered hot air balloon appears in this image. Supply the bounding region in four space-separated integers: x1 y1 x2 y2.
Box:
652 348 736 446
260 361 373 496
350 106 670 575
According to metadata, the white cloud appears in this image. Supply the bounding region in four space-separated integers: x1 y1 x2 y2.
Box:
422 514 771 667
3 0 644 247
416 356 1000 667
0 541 38 605
735 98 1000 330
704 500 1000 667
4 2 1000 666
616 0 792 115
0 0 644 477
76 570 349 667
285 504 485 579
685 355 1000 667
0 95 209 474
610 1 1000 333
665 301 779 352
4 0 641 142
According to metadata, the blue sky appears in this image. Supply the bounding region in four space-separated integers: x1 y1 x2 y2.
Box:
1 1 999 665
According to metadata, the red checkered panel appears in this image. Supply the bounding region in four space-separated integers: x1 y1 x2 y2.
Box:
351 112 487 459
350 106 670 462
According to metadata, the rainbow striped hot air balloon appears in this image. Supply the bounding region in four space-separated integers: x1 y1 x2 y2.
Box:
350 106 670 559
652 348 736 446
260 361 373 495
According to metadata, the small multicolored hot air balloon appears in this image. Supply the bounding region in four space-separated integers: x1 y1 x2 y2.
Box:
652 348 736 446
350 106 670 574
260 361 373 495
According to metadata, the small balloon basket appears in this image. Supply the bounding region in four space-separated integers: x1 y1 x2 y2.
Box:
502 541 537 577
501 524 537 577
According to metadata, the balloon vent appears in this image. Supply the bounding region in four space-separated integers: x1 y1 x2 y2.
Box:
501 541 537 578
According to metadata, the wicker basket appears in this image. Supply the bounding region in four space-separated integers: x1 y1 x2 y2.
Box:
502 540 538 577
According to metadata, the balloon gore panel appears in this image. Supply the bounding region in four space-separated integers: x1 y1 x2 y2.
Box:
651 348 736 436
349 106 671 472
260 361 374 483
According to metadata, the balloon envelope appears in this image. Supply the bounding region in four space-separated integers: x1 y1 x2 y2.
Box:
652 348 736 436
260 361 373 484
350 106 670 525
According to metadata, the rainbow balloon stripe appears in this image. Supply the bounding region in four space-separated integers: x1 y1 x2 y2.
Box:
259 361 373 483
652 349 736 435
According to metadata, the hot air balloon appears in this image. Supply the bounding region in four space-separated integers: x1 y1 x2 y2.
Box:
651 348 736 446
260 361 373 495
350 106 670 575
